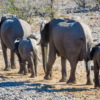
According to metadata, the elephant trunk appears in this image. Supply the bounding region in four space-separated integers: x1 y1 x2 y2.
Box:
41 43 48 74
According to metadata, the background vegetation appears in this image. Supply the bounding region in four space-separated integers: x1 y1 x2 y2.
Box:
0 0 99 24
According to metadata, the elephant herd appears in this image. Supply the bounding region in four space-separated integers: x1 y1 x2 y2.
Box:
0 15 100 88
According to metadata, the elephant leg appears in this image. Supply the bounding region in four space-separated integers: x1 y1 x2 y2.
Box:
1 41 11 71
94 61 99 87
10 51 16 69
44 43 56 80
18 57 24 74
34 56 38 77
85 60 93 85
28 64 31 73
15 50 24 74
18 63 24 74
60 57 67 82
67 59 78 84
22 60 29 75
28 56 35 78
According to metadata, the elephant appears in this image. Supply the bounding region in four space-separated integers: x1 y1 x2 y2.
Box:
87 44 100 87
0 15 31 73
14 35 39 78
38 18 93 85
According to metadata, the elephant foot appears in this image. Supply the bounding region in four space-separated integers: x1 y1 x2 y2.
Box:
18 70 24 74
67 79 76 85
23 72 29 75
24 70 29 75
4 67 11 71
30 74 35 78
11 65 17 69
35 74 37 77
28 70 31 73
44 74 52 80
59 78 67 82
86 80 93 85
28 68 31 73
95 84 100 89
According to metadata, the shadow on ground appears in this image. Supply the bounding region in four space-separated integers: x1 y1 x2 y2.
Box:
0 81 94 93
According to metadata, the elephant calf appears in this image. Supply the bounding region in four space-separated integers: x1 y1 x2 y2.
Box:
15 35 39 78
89 45 100 87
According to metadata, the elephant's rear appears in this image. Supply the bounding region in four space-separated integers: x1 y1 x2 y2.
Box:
52 20 87 61
18 38 39 61
18 38 31 59
79 22 93 50
1 18 31 51
74 21 93 61
18 19 31 38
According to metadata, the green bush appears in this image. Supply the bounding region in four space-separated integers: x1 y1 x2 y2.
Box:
1 0 35 23
95 0 100 6
1 0 56 23
74 0 86 8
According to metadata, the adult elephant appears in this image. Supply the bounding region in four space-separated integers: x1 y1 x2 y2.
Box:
38 18 93 85
0 15 31 73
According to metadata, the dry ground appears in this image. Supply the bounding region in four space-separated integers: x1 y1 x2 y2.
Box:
0 42 100 100
0 12 100 100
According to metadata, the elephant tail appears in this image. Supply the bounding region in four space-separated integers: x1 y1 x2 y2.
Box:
78 37 86 61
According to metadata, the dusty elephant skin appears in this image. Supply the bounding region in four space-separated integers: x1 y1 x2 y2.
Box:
88 45 100 87
0 15 31 73
39 18 93 85
17 35 39 78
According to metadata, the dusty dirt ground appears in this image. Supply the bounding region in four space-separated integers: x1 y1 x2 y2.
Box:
0 12 100 100
0 42 100 100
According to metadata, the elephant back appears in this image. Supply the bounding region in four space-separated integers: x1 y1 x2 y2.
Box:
1 18 31 51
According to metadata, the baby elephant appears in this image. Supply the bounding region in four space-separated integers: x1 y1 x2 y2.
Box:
90 45 100 87
15 35 39 78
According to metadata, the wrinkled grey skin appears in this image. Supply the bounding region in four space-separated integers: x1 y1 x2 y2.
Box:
88 45 100 87
0 15 31 73
17 36 39 78
39 18 93 85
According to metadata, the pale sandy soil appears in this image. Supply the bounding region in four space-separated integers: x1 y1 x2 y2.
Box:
0 12 100 100
0 42 100 100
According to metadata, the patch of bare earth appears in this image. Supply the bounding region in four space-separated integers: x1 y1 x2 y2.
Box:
1 12 100 99
0 44 100 100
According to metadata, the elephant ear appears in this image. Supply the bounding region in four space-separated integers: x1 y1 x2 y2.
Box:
0 16 7 27
41 22 49 43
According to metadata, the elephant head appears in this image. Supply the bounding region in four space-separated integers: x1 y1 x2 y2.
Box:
38 22 50 73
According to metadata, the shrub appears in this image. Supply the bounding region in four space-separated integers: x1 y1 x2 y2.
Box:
74 0 86 8
1 0 58 23
2 0 34 23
